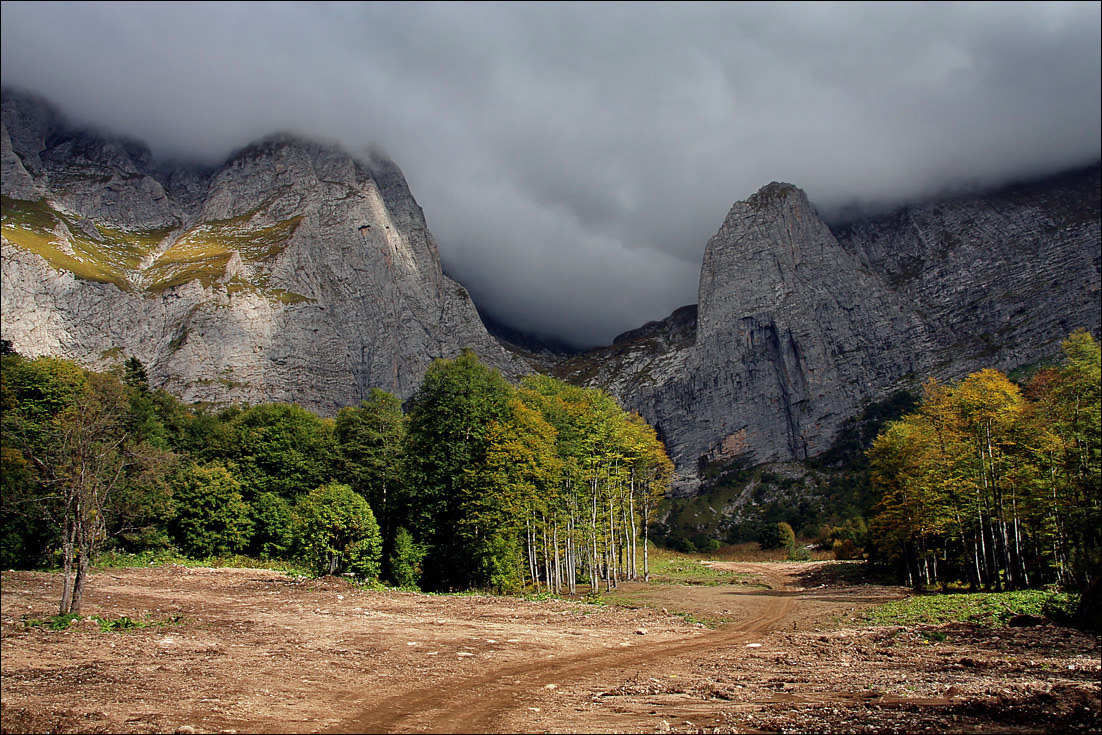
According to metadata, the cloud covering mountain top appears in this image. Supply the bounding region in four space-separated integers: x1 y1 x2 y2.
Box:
2 2 1099 347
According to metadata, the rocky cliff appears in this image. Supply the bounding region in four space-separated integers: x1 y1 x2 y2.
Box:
4 89 1099 493
1 89 520 413
551 168 1100 492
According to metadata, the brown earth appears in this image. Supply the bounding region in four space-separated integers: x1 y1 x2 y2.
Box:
1 562 1098 734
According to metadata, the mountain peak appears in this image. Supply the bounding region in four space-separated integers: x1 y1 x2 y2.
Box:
747 180 803 205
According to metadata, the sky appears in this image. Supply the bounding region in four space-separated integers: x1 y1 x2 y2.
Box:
2 2 1100 348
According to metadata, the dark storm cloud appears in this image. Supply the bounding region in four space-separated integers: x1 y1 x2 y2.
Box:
3 1 1099 347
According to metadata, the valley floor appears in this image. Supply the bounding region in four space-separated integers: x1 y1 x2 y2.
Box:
0 562 1098 734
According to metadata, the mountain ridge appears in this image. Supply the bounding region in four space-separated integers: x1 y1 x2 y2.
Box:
3 88 1099 494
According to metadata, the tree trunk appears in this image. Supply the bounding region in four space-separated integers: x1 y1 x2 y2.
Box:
70 546 90 616
59 508 76 615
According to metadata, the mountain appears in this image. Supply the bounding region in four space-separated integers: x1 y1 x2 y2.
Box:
545 168 1100 492
1 88 521 413
3 88 1099 493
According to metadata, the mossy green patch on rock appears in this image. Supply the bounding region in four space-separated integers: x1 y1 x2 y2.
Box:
2 196 175 290
143 212 302 293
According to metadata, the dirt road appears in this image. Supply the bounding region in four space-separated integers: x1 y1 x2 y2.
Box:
348 565 798 733
2 563 1098 734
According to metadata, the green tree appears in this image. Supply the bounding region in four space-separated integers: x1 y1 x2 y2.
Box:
120 356 169 450
759 521 795 550
208 403 337 501
170 463 253 558
4 360 174 613
402 349 512 590
464 396 561 591
295 482 382 579
867 333 1101 594
335 388 406 538
387 526 425 588
248 492 294 559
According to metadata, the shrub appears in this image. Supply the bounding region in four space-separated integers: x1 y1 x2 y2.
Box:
833 539 862 560
170 463 252 558
672 537 697 554
759 521 796 550
249 492 293 559
387 527 425 588
295 483 382 580
786 543 812 561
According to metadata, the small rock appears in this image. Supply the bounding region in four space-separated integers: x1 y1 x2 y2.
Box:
656 721 671 733
544 684 557 690
635 628 647 635
746 643 762 648
175 727 196 734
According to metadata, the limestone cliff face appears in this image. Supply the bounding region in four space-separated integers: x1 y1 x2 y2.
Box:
832 167 1102 375
5 89 1098 492
1 89 520 413
556 168 1100 493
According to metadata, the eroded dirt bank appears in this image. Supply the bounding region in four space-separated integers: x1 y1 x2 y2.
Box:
1 563 1098 734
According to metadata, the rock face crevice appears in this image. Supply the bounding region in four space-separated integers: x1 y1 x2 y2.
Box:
1 89 520 414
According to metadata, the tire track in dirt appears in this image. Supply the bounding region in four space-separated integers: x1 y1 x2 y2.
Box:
340 565 796 734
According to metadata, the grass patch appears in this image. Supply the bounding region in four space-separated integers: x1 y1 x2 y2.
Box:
190 554 313 576
22 613 83 631
21 611 184 633
225 275 314 304
862 589 1081 628
143 213 301 293
2 196 175 290
92 549 313 577
93 613 185 633
94 548 191 569
646 555 756 586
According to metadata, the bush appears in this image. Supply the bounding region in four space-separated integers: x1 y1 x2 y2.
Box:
170 463 252 558
759 522 796 550
833 539 862 560
249 492 293 559
672 537 697 554
295 483 382 580
387 527 425 588
786 543 811 561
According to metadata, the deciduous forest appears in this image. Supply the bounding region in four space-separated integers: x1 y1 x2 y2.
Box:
3 332 1099 619
867 332 1100 601
1 345 671 611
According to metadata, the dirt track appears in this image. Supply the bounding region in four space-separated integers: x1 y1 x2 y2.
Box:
1 563 1099 734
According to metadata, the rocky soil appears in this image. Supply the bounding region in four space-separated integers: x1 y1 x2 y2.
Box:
1 562 1097 734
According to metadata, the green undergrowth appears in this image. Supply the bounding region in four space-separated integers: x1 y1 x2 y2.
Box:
862 589 1081 628
22 612 185 633
92 549 312 576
